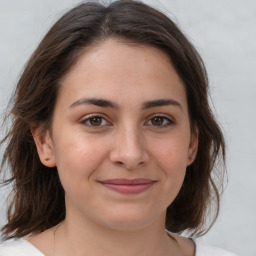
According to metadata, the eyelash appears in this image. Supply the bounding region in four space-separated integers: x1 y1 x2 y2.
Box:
80 114 175 129
145 115 175 128
80 114 110 128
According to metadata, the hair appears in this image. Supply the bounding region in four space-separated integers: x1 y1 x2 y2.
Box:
0 0 225 240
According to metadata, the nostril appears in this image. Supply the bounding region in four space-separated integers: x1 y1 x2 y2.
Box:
115 160 146 169
116 161 124 166
109 147 150 169
138 161 144 166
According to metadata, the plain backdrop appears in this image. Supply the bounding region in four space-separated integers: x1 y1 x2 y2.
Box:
0 1 255 255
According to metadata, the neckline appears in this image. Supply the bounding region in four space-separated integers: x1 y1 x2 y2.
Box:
165 231 197 256
19 238 45 256
19 234 197 256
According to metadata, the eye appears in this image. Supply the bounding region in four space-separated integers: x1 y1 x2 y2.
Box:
146 115 174 127
81 115 110 127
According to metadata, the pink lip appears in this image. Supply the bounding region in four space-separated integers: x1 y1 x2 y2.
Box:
99 179 156 194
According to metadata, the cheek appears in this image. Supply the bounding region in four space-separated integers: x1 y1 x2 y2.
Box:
152 134 190 170
150 134 190 196
53 134 110 190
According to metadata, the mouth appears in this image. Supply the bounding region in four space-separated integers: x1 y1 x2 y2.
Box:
98 179 156 194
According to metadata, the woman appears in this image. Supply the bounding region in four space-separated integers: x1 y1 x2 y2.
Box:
0 0 237 255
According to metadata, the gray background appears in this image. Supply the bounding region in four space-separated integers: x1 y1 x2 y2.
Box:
0 0 255 255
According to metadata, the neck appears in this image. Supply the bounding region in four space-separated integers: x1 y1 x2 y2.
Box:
54 212 179 256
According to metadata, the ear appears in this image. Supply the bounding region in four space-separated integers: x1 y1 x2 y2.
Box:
30 124 56 168
187 127 199 166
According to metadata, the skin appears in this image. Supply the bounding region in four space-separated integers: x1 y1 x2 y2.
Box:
30 39 198 256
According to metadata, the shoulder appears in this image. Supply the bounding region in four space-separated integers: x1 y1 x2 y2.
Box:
0 239 45 256
194 240 238 256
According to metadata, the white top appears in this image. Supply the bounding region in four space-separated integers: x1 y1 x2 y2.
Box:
0 238 238 256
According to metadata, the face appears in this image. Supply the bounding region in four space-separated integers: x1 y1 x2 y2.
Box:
33 39 198 231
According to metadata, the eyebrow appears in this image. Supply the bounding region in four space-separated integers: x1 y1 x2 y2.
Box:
142 99 182 110
69 97 182 110
69 98 118 109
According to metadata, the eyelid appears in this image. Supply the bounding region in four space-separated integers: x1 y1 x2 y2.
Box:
145 114 176 127
80 113 112 127
79 113 175 128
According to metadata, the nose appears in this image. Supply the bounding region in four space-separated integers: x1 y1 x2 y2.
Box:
109 126 150 170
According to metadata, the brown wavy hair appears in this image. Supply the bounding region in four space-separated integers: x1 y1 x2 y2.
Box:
0 0 225 240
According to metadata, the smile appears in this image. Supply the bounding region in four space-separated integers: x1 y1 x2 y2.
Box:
99 179 156 194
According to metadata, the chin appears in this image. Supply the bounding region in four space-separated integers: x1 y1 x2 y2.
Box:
97 209 161 232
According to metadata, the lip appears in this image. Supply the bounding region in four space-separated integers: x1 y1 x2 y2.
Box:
99 179 156 194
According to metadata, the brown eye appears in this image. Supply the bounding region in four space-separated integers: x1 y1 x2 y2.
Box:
81 115 110 129
89 117 103 126
151 117 164 126
81 114 111 129
146 115 174 128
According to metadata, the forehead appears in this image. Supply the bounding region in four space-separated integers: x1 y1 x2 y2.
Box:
57 38 187 109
